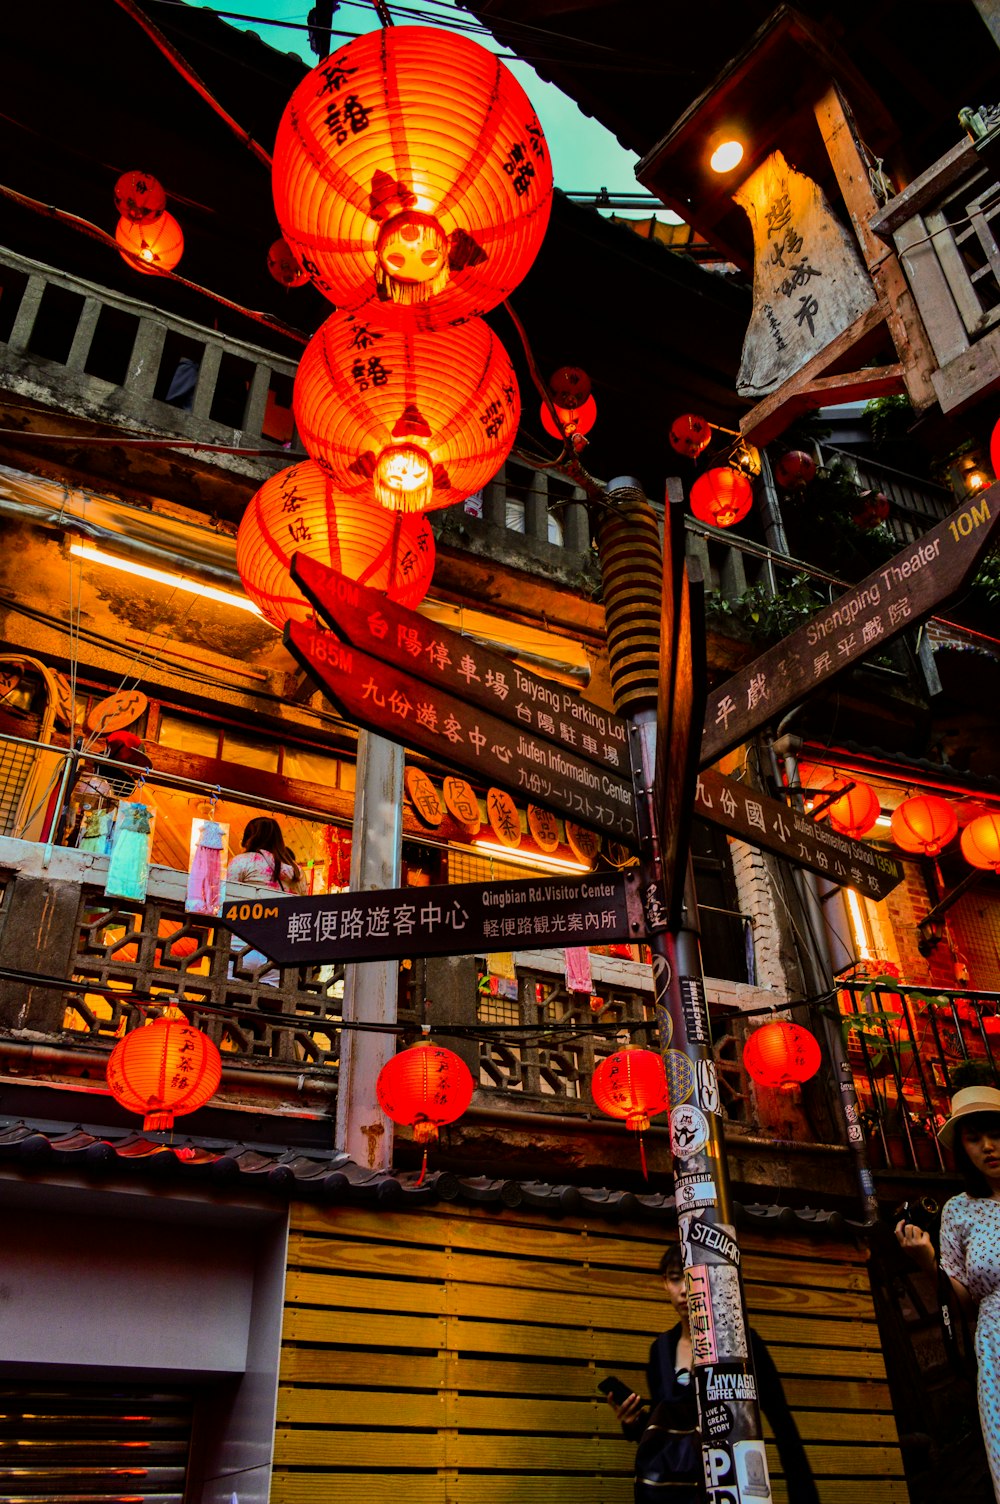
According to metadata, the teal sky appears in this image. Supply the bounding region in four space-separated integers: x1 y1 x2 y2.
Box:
198 0 645 195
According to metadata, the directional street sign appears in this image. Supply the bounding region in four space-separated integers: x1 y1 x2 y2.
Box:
214 870 647 965
695 767 904 900
292 554 630 775
286 621 640 844
701 482 1000 767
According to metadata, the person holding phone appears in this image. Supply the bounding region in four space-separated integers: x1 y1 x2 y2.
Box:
603 1244 818 1503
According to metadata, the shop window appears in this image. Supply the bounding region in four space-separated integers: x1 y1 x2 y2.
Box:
691 818 751 985
157 712 221 760
282 747 348 789
221 730 279 774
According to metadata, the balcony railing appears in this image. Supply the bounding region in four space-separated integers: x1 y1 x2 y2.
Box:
839 978 1000 1173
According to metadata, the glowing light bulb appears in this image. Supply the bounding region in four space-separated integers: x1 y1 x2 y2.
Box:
710 139 744 173
375 443 434 511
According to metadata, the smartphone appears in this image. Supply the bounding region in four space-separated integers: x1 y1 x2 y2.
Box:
598 1375 635 1407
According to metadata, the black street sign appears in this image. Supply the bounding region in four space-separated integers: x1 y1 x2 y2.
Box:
701 483 1000 766
286 622 640 844
214 870 647 964
292 553 630 776
695 768 904 900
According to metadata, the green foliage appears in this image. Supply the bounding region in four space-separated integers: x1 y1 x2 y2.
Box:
704 573 826 646
864 393 913 448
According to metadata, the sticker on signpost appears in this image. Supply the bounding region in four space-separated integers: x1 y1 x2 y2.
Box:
680 975 711 1044
704 1263 748 1362
671 1103 710 1159
696 1057 721 1115
704 1447 739 1504
734 1440 772 1499
664 1049 695 1107
675 1174 717 1212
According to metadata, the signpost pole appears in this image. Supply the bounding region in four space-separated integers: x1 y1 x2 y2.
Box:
598 483 771 1504
335 729 404 1169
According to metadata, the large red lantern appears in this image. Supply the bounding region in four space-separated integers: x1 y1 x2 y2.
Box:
272 27 553 330
591 1045 668 1177
826 780 881 838
961 811 1000 872
540 394 597 440
689 468 753 529
237 460 435 628
294 312 519 513
114 170 166 225
669 413 712 459
743 1020 820 1091
116 212 184 275
774 450 816 489
891 795 957 857
107 1009 222 1131
267 237 310 288
377 1040 475 1182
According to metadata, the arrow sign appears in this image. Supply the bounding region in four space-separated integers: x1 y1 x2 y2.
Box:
701 483 1000 766
214 870 647 965
695 768 904 900
286 622 640 844
292 553 630 776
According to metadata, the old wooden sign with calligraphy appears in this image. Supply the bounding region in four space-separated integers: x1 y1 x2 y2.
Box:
702 483 1000 767
286 622 640 845
214 870 647 965
696 768 904 900
291 553 629 777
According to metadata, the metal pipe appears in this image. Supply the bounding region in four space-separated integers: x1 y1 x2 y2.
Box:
0 1036 335 1097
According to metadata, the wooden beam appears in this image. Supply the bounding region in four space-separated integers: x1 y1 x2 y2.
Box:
815 84 938 412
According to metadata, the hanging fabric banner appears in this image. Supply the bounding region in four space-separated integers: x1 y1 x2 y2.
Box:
105 801 154 901
186 818 229 915
733 149 877 398
565 945 593 995
78 807 114 855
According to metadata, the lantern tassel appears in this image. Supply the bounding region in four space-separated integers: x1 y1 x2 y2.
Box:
415 1145 428 1188
639 1132 649 1182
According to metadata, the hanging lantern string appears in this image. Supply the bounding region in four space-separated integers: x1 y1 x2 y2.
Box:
0 182 308 347
372 0 395 24
112 0 273 169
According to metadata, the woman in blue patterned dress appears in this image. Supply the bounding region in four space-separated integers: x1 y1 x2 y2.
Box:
897 1084 1000 1502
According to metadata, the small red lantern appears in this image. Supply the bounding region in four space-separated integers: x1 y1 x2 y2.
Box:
116 212 184 275
540 394 597 440
294 312 519 513
774 450 816 489
852 491 890 529
591 1045 668 1177
743 1020 820 1091
548 366 591 409
377 1040 475 1182
826 780 881 838
891 795 957 857
237 460 435 628
669 413 711 459
114 170 166 225
689 468 753 529
272 27 553 330
107 1009 222 1131
961 811 1000 872
267 237 310 288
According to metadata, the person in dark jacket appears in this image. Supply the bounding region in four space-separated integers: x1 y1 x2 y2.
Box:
607 1244 819 1503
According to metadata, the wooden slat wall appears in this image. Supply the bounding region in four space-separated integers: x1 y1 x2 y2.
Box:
273 1203 907 1504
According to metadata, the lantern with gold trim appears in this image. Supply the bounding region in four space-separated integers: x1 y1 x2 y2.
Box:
891 795 957 857
743 1020 821 1091
689 468 753 529
591 1045 668 1177
377 1039 475 1183
107 1008 222 1132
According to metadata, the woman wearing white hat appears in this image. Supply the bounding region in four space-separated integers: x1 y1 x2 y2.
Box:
896 1082 1000 1501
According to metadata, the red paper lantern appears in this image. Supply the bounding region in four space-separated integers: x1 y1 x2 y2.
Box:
267 237 310 288
116 212 183 275
826 780 881 838
961 811 1000 872
237 460 435 627
852 491 890 529
272 27 553 330
377 1040 475 1180
540 394 597 440
294 312 519 513
107 1010 222 1131
743 1020 820 1091
548 366 591 408
891 794 957 856
591 1045 668 1176
689 468 753 529
669 413 712 459
114 170 166 225
774 450 816 489
991 415 1000 484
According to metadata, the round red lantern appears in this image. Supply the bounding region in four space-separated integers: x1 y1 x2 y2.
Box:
107 1009 222 1131
743 1020 820 1091
116 212 184 275
114 170 166 225
689 468 753 529
960 811 1000 872
669 413 711 460
272 26 553 330
852 490 890 529
294 312 519 513
237 460 435 628
267 237 310 288
540 394 597 441
826 780 881 838
891 794 957 856
377 1040 475 1181
991 415 1000 485
774 450 816 489
591 1045 668 1177
549 366 591 409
